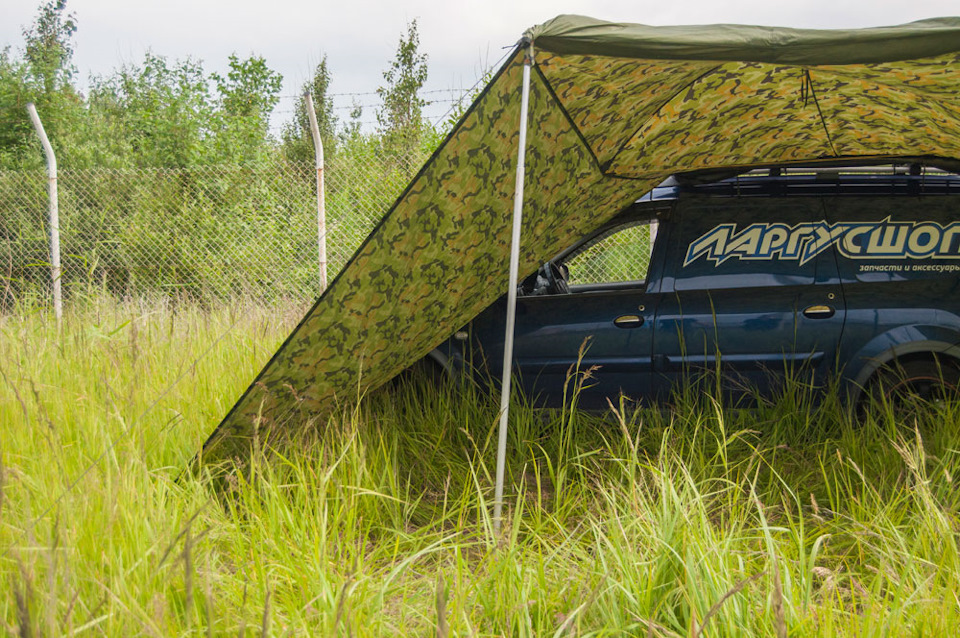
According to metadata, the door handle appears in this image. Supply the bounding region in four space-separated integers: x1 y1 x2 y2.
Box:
803 304 835 319
614 314 645 328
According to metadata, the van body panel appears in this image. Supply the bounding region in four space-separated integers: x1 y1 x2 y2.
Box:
431 166 960 409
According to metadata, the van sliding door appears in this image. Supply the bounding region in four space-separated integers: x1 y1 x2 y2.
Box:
652 197 844 403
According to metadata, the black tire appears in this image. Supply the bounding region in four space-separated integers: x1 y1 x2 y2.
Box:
863 356 960 416
392 357 447 390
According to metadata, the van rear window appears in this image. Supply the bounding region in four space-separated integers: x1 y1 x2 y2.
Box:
824 197 960 283
670 199 822 291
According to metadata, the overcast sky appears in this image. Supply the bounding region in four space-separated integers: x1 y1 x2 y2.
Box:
2 0 958 130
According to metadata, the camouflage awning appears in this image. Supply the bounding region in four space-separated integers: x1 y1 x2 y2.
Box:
199 15 960 465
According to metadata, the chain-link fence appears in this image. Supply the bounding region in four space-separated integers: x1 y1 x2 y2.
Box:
0 148 427 307
0 146 657 309
565 221 655 286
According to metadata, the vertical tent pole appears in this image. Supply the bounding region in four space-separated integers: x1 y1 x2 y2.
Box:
305 92 328 292
26 102 62 326
493 42 534 535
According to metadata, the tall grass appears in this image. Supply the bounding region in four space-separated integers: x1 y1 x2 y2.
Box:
2 301 959 635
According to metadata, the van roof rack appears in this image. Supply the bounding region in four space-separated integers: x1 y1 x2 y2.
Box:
673 156 960 185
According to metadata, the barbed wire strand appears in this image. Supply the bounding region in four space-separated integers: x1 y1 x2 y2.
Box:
429 48 513 127
277 88 473 100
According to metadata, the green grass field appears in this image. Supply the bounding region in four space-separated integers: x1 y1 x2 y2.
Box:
2 300 959 636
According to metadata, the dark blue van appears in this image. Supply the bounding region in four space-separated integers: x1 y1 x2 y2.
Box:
421 161 960 409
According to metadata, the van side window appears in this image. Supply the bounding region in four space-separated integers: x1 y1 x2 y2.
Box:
670 200 822 291
565 220 657 286
824 197 960 283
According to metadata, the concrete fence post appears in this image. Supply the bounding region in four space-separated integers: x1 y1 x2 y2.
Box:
305 92 328 293
26 102 62 325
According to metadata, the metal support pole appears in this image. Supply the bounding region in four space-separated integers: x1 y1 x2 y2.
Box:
305 92 328 292
650 221 658 261
493 43 534 535
26 102 62 325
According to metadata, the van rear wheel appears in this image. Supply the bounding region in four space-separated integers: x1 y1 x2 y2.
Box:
392 357 446 389
865 357 960 416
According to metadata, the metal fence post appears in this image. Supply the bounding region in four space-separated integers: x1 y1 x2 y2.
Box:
26 102 62 325
305 93 328 293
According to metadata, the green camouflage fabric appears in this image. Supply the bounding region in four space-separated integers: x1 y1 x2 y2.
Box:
199 18 960 468
537 50 960 177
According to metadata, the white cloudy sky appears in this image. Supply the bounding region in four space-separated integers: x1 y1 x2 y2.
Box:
2 0 958 129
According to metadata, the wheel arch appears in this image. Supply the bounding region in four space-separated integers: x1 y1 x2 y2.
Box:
845 325 960 405
422 348 454 377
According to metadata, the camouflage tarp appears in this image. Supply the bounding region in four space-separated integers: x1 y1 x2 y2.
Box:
199 15 960 466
